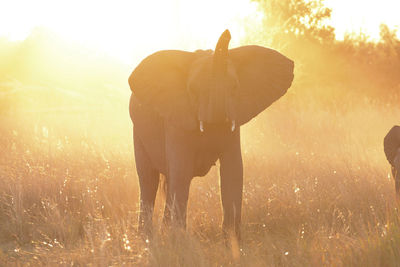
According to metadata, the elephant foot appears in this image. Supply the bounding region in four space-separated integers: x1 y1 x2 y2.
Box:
222 226 241 262
137 213 155 241
137 224 153 242
162 210 187 230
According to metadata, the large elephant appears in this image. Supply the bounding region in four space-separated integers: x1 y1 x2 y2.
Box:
384 125 400 195
128 30 294 238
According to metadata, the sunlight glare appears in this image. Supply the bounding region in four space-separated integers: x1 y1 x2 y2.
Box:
325 0 400 40
0 0 263 64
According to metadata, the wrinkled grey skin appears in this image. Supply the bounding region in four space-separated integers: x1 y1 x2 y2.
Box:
128 30 294 239
384 125 400 196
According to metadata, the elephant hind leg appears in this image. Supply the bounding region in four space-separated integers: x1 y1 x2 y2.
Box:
134 131 160 234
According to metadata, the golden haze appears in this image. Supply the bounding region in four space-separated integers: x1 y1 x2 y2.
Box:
0 0 400 265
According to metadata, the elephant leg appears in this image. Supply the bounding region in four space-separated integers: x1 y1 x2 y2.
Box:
163 176 191 228
134 131 160 234
163 127 194 228
219 130 243 240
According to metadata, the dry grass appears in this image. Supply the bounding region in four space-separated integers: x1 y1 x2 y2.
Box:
0 81 399 266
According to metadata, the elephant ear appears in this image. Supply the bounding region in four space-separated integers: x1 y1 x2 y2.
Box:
229 45 294 126
128 50 197 130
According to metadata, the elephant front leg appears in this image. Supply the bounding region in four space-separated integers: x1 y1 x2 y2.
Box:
134 132 160 235
163 126 194 228
163 175 191 228
219 131 243 241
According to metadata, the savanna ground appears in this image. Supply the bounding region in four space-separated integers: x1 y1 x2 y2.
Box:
1 80 400 267
1 1 400 265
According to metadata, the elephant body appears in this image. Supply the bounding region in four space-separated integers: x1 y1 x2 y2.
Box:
130 94 236 177
128 30 294 238
384 125 400 195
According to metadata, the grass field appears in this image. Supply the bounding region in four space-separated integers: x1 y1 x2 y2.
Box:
1 80 399 266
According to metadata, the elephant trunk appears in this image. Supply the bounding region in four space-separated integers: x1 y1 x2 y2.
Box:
213 29 231 75
198 29 236 132
198 88 236 132
197 87 226 124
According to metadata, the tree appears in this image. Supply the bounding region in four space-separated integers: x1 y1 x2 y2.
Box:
379 24 400 58
253 0 335 45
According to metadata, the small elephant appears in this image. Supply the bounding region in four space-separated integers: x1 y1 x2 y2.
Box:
384 125 400 195
128 30 294 239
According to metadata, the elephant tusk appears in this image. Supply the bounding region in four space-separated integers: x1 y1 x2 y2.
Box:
200 121 204 132
231 120 236 132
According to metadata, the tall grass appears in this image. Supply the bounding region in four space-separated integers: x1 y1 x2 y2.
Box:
1 78 399 265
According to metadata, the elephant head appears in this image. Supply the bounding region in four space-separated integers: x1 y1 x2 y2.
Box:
129 30 294 132
187 30 238 132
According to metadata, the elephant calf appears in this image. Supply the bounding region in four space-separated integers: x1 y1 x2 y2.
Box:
128 30 294 239
384 125 400 195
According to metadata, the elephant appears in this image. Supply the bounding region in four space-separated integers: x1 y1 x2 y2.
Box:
384 125 400 195
128 29 294 239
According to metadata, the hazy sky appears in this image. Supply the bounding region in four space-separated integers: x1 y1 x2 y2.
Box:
0 0 398 62
325 0 400 40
